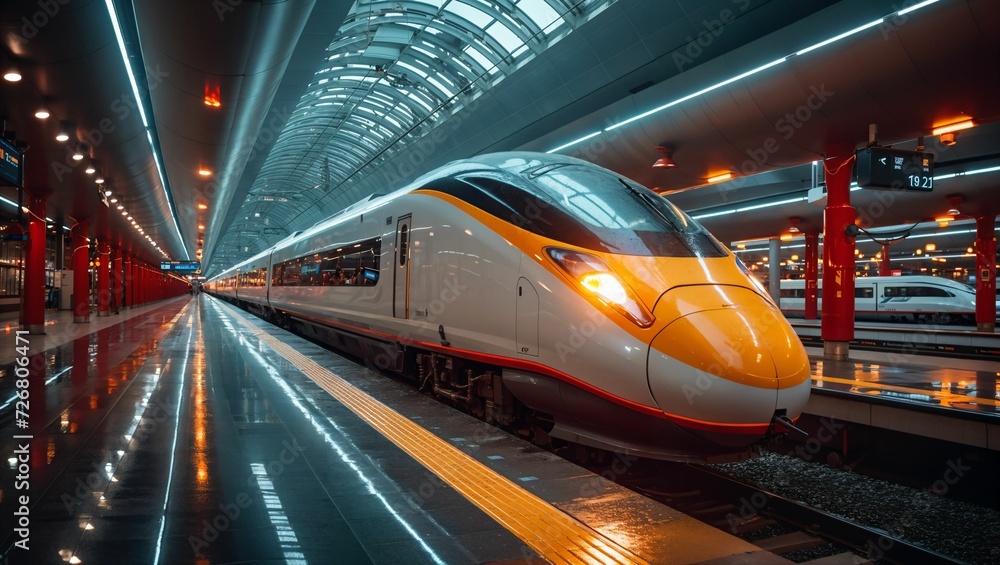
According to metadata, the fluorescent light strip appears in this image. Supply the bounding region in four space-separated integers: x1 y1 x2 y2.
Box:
692 196 805 219
897 0 940 17
546 131 602 154
548 2 940 153
104 0 188 261
794 18 884 57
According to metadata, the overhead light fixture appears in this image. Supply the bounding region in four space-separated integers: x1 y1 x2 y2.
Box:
34 106 50 119
85 162 96 174
110 197 118 203
935 216 951 227
127 215 132 221
198 224 205 230
198 167 212 176
925 243 936 252
104 189 112 197
932 119 975 136
652 146 678 169
116 204 124 210
915 248 923 256
72 144 85 161
3 68 21 82
55 123 70 142
95 176 105 184
707 172 734 184
198 203 208 210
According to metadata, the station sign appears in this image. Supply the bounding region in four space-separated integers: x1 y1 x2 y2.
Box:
161 261 201 273
856 147 934 191
0 136 24 188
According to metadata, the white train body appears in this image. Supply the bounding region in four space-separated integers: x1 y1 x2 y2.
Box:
779 276 991 324
207 152 811 462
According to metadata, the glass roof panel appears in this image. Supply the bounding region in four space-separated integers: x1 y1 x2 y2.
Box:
516 0 561 31
446 2 493 28
210 0 616 274
485 21 523 54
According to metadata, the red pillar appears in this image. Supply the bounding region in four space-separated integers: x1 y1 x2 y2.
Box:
139 263 145 306
804 232 819 320
97 241 111 316
124 256 132 308
821 144 856 360
22 196 47 334
72 222 91 323
975 215 997 332
132 260 139 307
112 249 122 313
879 244 891 276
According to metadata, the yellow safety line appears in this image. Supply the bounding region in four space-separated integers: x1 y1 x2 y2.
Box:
813 375 998 407
222 303 648 565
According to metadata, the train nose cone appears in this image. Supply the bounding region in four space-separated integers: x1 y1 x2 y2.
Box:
647 285 810 432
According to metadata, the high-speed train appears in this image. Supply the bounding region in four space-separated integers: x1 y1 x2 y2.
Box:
205 152 811 462
779 276 994 325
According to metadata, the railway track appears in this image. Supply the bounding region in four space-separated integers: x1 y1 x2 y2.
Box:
625 463 967 565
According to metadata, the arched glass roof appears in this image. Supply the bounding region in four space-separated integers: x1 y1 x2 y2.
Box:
212 0 614 270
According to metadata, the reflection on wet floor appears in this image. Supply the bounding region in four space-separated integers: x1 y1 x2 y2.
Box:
811 358 1000 412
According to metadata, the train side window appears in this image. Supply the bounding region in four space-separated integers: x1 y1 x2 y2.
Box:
398 225 409 267
884 286 901 297
855 287 873 298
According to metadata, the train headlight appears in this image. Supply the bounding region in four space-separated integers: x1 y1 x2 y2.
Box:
580 273 627 304
547 247 654 328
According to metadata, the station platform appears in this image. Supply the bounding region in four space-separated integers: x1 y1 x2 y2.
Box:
803 347 1000 451
790 319 1000 360
0 295 792 565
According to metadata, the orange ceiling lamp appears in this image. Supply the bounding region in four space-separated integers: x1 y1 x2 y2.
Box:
931 119 974 136
198 167 212 176
197 203 208 210
652 145 678 169
707 172 733 184
204 84 222 108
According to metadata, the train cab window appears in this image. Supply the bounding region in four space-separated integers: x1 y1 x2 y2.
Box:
429 169 727 258
855 287 874 298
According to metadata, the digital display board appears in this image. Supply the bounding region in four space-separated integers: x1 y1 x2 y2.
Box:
160 261 201 273
856 147 934 191
0 136 24 188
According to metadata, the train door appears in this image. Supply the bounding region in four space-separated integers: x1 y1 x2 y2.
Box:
516 277 538 356
393 215 412 319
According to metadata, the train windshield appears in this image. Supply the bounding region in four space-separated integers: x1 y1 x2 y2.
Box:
519 164 726 257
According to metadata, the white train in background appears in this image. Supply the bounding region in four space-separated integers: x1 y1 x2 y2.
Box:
779 275 998 325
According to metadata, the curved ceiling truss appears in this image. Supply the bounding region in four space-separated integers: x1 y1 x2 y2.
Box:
210 0 612 271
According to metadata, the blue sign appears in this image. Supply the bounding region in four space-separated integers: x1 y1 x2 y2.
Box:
161 261 201 273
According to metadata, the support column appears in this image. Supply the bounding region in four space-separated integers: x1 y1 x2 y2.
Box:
72 222 90 323
879 244 891 276
124 256 132 309
97 241 111 316
112 249 122 314
805 232 819 320
22 196 47 334
822 143 857 360
975 215 997 332
768 237 781 304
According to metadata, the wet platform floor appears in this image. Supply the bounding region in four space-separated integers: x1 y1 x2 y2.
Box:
0 296 788 565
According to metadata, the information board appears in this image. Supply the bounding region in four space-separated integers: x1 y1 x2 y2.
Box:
160 261 201 273
856 147 934 191
0 136 24 188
